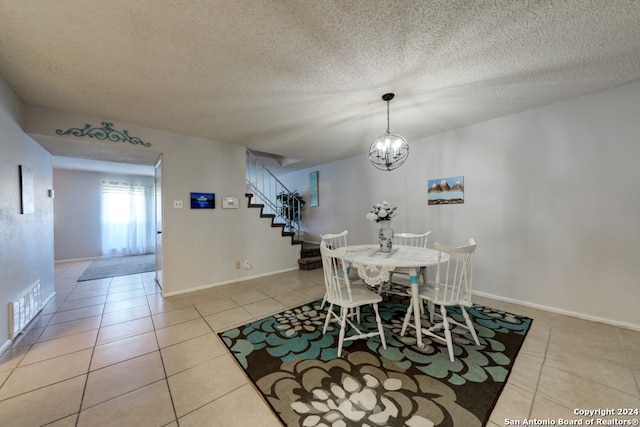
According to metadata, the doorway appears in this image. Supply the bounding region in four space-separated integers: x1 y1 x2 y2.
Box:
50 156 161 262
155 154 163 289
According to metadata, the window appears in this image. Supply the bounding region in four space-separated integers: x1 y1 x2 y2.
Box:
101 180 155 256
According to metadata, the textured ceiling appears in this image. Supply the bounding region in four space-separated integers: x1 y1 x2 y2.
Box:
1 0 639 171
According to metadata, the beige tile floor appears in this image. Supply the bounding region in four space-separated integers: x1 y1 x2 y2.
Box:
0 261 638 426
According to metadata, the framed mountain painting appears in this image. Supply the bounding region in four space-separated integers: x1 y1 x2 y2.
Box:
428 176 464 205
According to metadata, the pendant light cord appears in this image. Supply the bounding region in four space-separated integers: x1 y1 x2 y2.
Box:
386 100 390 134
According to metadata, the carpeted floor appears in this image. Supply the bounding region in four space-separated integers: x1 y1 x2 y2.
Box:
77 253 156 281
220 295 532 427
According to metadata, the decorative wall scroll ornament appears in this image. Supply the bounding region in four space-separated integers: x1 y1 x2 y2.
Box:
55 122 151 147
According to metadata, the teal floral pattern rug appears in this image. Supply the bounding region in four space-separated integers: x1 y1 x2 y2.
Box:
219 295 532 427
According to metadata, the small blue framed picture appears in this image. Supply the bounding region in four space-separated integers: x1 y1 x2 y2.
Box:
190 192 215 209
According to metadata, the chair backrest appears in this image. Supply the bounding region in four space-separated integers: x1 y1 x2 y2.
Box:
320 241 352 303
321 230 349 250
393 231 431 248
432 238 477 305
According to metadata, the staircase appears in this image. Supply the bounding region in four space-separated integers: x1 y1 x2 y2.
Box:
245 149 324 270
244 193 302 245
245 192 322 270
245 150 303 240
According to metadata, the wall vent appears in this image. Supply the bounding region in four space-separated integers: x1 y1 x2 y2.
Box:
8 280 42 340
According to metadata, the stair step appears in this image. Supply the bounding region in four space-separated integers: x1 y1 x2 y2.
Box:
298 256 322 270
300 242 320 257
245 193 302 246
301 249 320 258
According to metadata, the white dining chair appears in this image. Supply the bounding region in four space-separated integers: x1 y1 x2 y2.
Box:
321 230 349 250
380 231 432 296
319 230 362 308
392 231 431 248
320 241 387 357
400 238 480 362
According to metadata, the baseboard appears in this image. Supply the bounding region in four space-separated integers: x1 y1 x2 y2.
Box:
473 290 640 332
162 267 300 297
56 253 156 264
55 256 102 263
0 339 12 357
41 292 56 313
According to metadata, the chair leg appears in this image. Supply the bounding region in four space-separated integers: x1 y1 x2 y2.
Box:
320 293 327 309
440 305 454 362
322 303 334 334
400 303 412 336
461 306 480 345
416 270 426 316
376 280 387 295
372 303 387 349
428 301 435 323
337 306 348 357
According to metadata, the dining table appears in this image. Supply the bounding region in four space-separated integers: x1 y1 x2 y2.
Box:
343 244 448 348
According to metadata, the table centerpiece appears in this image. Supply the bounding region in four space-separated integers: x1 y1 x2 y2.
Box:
366 201 397 252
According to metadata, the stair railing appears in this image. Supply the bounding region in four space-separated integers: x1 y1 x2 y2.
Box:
246 149 302 239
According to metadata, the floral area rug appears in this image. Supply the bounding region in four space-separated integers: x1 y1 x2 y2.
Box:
219 295 532 427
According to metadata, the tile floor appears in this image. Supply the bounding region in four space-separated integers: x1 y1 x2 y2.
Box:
0 260 638 426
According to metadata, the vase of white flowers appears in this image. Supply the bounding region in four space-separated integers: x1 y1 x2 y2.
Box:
366 201 397 252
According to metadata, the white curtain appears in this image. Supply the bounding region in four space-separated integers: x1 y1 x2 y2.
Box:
101 180 155 256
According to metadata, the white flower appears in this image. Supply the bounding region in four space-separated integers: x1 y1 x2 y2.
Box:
366 201 398 222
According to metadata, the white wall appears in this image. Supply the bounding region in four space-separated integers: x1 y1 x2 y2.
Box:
24 107 301 296
280 80 640 329
53 169 154 261
0 79 55 346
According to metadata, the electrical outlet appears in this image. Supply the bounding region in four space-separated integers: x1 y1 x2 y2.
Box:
173 200 183 208
235 261 241 269
243 260 251 270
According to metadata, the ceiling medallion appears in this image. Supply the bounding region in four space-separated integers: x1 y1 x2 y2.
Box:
369 93 409 171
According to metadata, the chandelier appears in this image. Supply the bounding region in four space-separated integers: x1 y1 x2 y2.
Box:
369 93 409 171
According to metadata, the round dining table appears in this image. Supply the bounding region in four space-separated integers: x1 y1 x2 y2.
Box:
343 244 448 348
